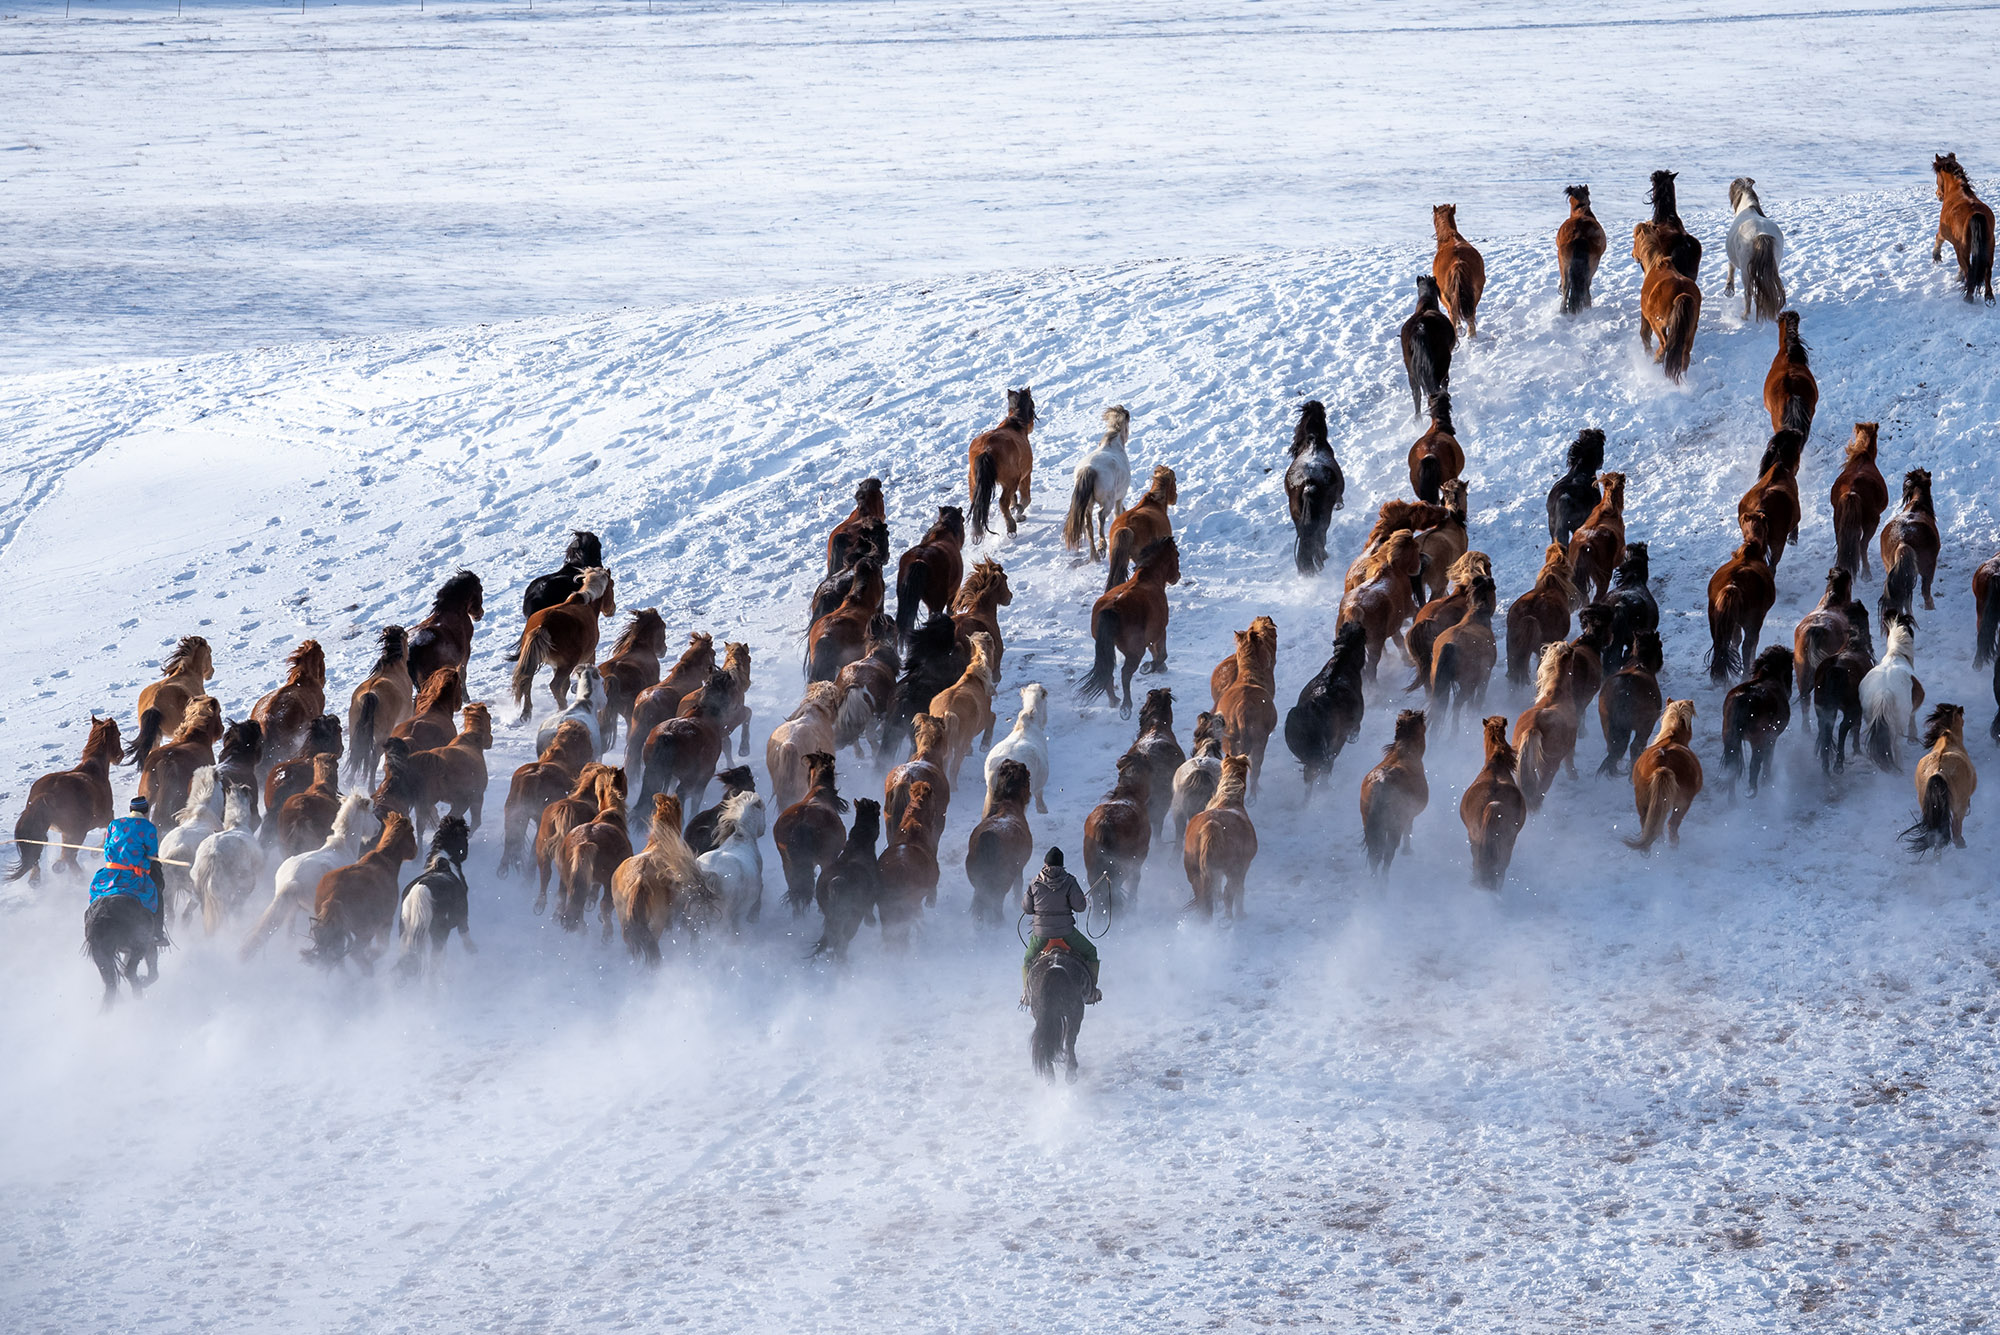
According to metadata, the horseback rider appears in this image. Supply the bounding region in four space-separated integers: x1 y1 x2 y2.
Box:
1021 847 1100 1005
88 796 166 943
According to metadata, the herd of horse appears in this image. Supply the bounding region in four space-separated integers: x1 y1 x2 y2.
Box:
11 160 1997 1078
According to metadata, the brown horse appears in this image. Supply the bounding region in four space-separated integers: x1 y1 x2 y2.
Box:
512 567 614 722
1184 755 1257 919
1429 573 1498 723
1626 700 1702 853
1359 709 1428 873
1213 621 1279 798
9 717 120 883
1794 566 1855 711
138 696 224 827
967 387 1037 540
1513 642 1580 809
532 762 622 915
1903 704 1978 853
884 714 953 840
775 752 848 916
392 667 465 753
1597 630 1664 777
1432 204 1487 337
626 633 717 776
1813 600 1876 774
252 639 328 765
1763 311 1818 438
305 813 419 968
832 618 900 758
1975 555 2000 668
1707 517 1777 682
895 507 968 644
595 609 668 747
1401 276 1457 419
390 703 494 838
1080 537 1181 716
1738 430 1805 571
405 570 485 689
809 558 886 683
1338 532 1424 682
612 794 712 962
1346 499 1450 592
1414 480 1471 605
1405 551 1492 690
950 558 1012 676
1505 544 1577 688
1125 688 1186 836
827 476 889 576
966 758 1035 925
877 780 942 946
1566 472 1627 605
275 754 342 859
638 670 734 812
556 768 633 936
1831 423 1889 579
1634 223 1702 383
1407 392 1464 505
928 631 998 784
1933 152 1996 303
1720 646 1793 798
1556 184 1606 315
1460 716 1527 891
498 718 594 877
1210 614 1276 701
1568 605 1614 735
1083 751 1151 912
128 636 213 763
347 626 413 786
263 715 341 818
1105 466 1178 590
1880 468 1940 612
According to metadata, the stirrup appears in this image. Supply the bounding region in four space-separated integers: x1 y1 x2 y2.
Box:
1084 987 1103 1005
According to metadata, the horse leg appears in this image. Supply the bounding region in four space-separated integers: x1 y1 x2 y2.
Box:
1639 312 1653 356
1933 227 1945 264
1000 482 1019 535
1118 654 1138 720
1921 560 1936 610
738 716 752 758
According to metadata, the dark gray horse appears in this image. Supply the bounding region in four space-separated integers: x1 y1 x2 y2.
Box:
84 894 160 1008
1028 949 1088 1082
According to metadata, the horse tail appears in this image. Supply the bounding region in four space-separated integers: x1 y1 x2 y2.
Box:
397 883 433 973
1748 233 1785 323
1078 609 1121 706
1864 696 1898 772
348 693 379 785
7 793 51 882
1362 788 1399 872
1062 468 1097 552
970 451 999 540
126 707 164 767
1781 390 1813 439
239 882 293 961
1477 801 1509 888
1517 728 1544 811
1426 640 1457 699
1834 489 1870 579
512 627 551 720
1708 586 1743 683
1966 212 1993 302
1720 696 1745 780
1406 327 1437 418
1561 241 1592 315
1661 292 1698 383
1415 453 1442 505
1901 773 1955 855
895 553 929 645
1623 770 1679 852
1294 483 1330 575
1979 576 2000 668
1449 265 1479 335
1029 973 1066 1078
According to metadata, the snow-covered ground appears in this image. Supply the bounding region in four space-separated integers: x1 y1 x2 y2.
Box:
7 2 2000 1330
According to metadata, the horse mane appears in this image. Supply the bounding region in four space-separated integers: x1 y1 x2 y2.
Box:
903 613 959 665
1903 468 1934 506
1922 704 1963 750
1133 536 1178 577
803 753 849 813
369 626 408 674
1567 429 1606 477
1233 625 1276 677
412 667 462 715
984 759 1033 815
1002 387 1036 431
162 635 209 677
1386 708 1426 753
1136 687 1174 735
1778 311 1808 360
1648 169 1682 225
641 795 703 886
1565 184 1591 211
569 568 611 604
1936 152 1975 190
221 783 256 829
1533 641 1571 701
282 639 325 685
668 632 714 677
563 530 603 568
83 717 123 766
722 642 752 681
1206 755 1250 809
1749 644 1793 683
1447 550 1491 590
952 559 1007 613
1137 465 1177 507
1846 423 1879 460
898 781 938 839
1292 401 1330 456
171 696 223 744
329 790 375 843
1729 177 1762 215
1632 631 1664 673
1759 430 1806 476
1480 715 1517 771
793 680 841 719
713 790 760 845
1575 605 1614 645
1426 391 1455 435
1327 620 1369 670
1533 543 1578 605
177 766 219 824
1612 541 1649 587
1413 275 1443 310
1885 618 1916 664
611 609 664 656
430 569 482 615
1652 699 1696 746
1365 501 1450 549
1101 404 1131 444
909 713 948 757
1467 573 1498 616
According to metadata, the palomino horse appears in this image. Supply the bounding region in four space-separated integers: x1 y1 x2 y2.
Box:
928 631 998 783
1831 423 1889 579
1400 276 1456 419
1566 471 1626 605
895 507 968 645
1405 551 1492 690
305 813 420 968
347 626 413 786
1794 567 1855 712
612 795 713 963
1636 169 1703 280
1634 221 1702 383
1461 716 1527 890
1762 311 1817 438
1338 532 1423 681
138 697 224 829
1414 480 1470 605
1359 709 1428 873
1171 713 1223 844
8 716 119 884
967 759 1034 925
392 667 464 753
984 683 1050 815
827 478 889 577
809 559 885 683
1343 498 1447 592
512 567 614 722
1513 642 1580 809
595 609 668 747
1813 600 1876 773
1213 622 1279 798
1902 704 1977 854
532 762 621 915
1125 688 1187 836
877 781 942 947
951 558 1012 676
1933 153 1996 303
1080 537 1181 716
253 639 328 764
1084 752 1151 913
1721 646 1794 798
775 752 847 915
1725 177 1787 323
524 531 606 621
1505 543 1577 687
497 718 594 877
1545 428 1604 547
556 767 632 936
1880 469 1940 612
1428 573 1498 723
1184 754 1257 919
1285 400 1345 574
1063 406 1133 561
1105 466 1178 590
884 714 953 842
1707 516 1777 682
967 387 1037 540
1626 700 1702 853
1598 631 1664 776
768 682 842 813
1737 430 1804 571
811 799 883 962
128 636 213 762
1284 622 1367 793
1407 392 1464 505
1431 204 1487 337
1556 184 1606 315
1860 615 1923 771
406 570 485 689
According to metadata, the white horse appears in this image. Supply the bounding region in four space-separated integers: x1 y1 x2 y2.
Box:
159 766 224 923
697 791 768 930
1170 727 1224 846
240 791 380 959
984 683 1050 813
1859 617 1922 772
1724 177 1786 323
534 667 603 757
193 785 265 935
1061 405 1133 560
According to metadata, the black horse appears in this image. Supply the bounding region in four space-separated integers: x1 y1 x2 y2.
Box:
397 816 472 973
214 718 264 828
523 531 605 622
1400 277 1456 420
1284 400 1344 575
1545 428 1605 547
878 613 968 763
85 892 161 1008
1814 600 1877 774
1595 541 1658 675
811 799 882 962
1028 947 1088 1082
1283 622 1368 793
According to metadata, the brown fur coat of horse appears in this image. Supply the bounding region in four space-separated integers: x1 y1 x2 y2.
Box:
9 717 121 883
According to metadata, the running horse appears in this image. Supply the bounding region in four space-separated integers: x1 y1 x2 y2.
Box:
967 387 1037 540
138 697 224 830
1285 400 1345 575
127 636 213 763
1337 531 1424 682
1880 468 1941 613
1830 423 1889 579
1104 466 1178 590
511 567 614 722
1460 716 1527 891
595 608 669 747
1902 704 1977 854
1407 392 1463 505
1506 543 1578 688
612 795 714 963
1431 204 1487 338
253 639 328 765
347 626 414 786
1566 471 1626 605
523 531 608 621
1707 515 1778 683
1400 276 1456 420
826 479 889 577
1737 431 1804 571
1626 700 1702 853
1725 177 1788 324
1933 152 1996 303
1556 184 1606 315
8 717 120 884
950 558 1012 677
1762 311 1817 439
406 570 485 689
1079 538 1181 717
1635 169 1703 280
894 507 967 647
1634 214 1702 383
1359 709 1429 873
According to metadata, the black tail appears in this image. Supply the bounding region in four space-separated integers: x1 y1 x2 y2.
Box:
7 794 50 882
1415 454 1442 505
1781 391 1813 439
1966 213 1993 303
1105 531 1133 591
1864 712 1897 772
1561 243 1592 315
1748 233 1786 323
1708 588 1743 683
1834 493 1869 580
1978 576 2000 668
970 452 999 540
1407 337 1436 419
1062 469 1097 553
1078 609 1121 707
348 694 379 785
1362 799 1399 872
1661 292 1698 383
1293 484 1330 575
126 707 164 768
894 554 929 646
1720 701 1745 783
1901 773 1955 854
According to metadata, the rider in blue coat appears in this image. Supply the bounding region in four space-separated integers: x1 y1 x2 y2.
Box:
89 796 165 935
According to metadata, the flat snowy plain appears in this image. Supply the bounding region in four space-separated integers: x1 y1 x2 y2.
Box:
6 1 2000 1330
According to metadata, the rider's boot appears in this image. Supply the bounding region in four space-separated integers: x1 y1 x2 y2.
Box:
1084 964 1102 1006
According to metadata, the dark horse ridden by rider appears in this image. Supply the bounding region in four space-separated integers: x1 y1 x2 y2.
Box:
1022 847 1097 1082
83 796 167 1007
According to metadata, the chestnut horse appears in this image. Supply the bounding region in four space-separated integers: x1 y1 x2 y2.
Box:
1431 204 1487 338
1556 184 1606 315
1407 392 1464 505
951 558 1012 676
809 558 886 683
967 387 1037 540
877 780 942 947
769 682 843 814
1707 516 1777 682
392 666 464 754
638 670 735 813
1933 152 1995 303
1213 621 1279 798
1634 223 1701 383
512 567 614 722
1567 471 1627 605
1400 276 1456 419
1721 646 1793 799
596 608 668 747
406 570 485 689
831 618 899 758
966 759 1034 925
1902 704 1977 854
263 715 340 820
775 752 847 915
827 477 889 576
884 714 953 841
556 768 632 936
1737 430 1804 571
1414 480 1470 605
1513 642 1580 809
1405 551 1492 691
1794 566 1855 712
1505 543 1577 687
1083 752 1151 913
347 626 413 786
1626 700 1701 853
1126 688 1187 836
275 754 342 859
9 716 120 883
128 636 213 762
532 762 621 915
390 703 493 839
1105 466 1178 590
895 507 967 645
138 697 224 829
498 718 594 877
1597 631 1664 777
1359 709 1428 873
1763 310 1817 439
1880 468 1940 612
304 813 419 968
1460 716 1527 891
1285 400 1345 574
927 631 998 784
1429 573 1498 723
1635 169 1702 280
612 794 712 962
1080 537 1181 716
1338 531 1423 682
253 639 328 764
624 633 714 775
1831 423 1889 579
1184 755 1257 919
1975 554 2000 669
